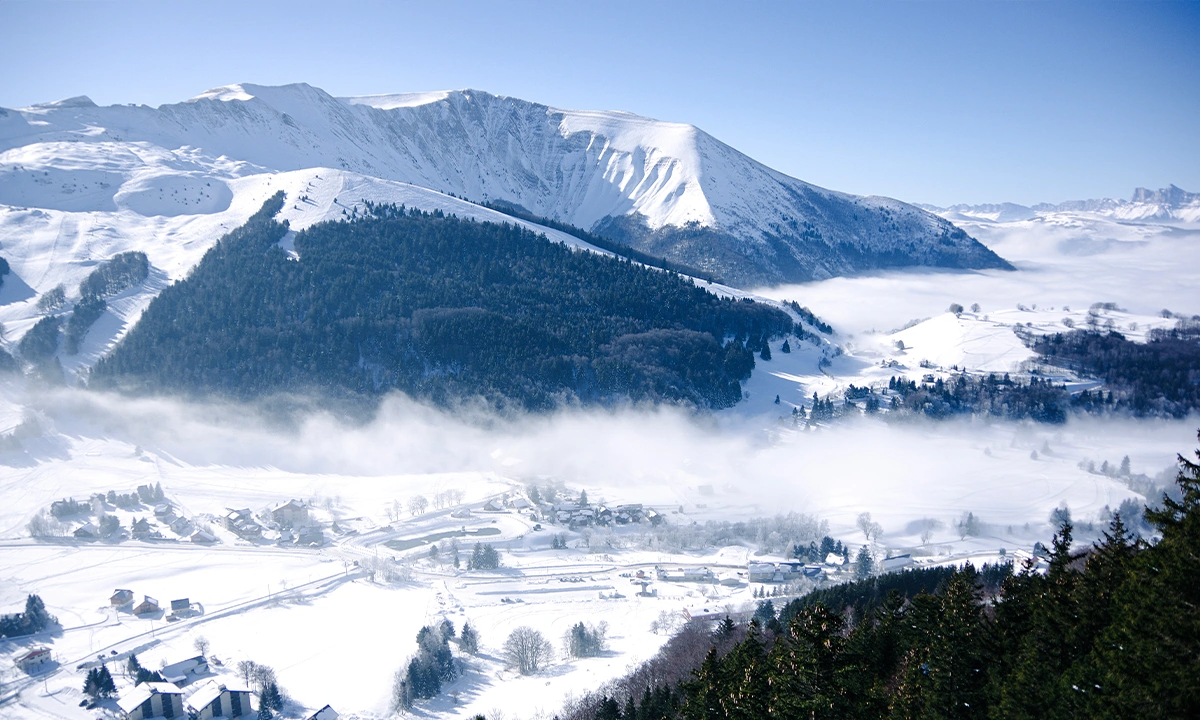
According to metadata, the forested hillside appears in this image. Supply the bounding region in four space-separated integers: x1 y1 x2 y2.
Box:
566 439 1200 720
93 194 793 410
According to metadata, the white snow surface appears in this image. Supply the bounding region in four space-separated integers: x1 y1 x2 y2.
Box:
1 82 946 246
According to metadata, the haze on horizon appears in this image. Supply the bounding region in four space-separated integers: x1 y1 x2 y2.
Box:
2 0 1198 207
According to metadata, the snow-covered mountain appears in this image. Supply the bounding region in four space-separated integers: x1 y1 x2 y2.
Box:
0 83 1008 287
922 184 1200 224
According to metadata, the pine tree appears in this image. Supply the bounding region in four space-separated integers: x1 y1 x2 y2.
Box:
854 546 874 580
459 622 479 655
596 696 622 720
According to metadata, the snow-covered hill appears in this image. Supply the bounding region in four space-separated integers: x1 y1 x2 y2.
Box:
0 165 610 384
0 83 1008 287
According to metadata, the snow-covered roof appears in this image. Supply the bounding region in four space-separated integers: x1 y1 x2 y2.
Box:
117 682 181 713
307 705 340 720
17 647 50 661
185 679 250 711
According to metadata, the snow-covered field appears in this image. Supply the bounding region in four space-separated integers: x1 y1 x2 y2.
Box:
1 87 1198 720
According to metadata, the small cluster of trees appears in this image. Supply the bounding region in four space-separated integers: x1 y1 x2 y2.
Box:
431 488 465 509
126 654 165 685
563 621 608 658
0 594 55 638
791 535 849 563
392 620 458 710
83 665 116 701
467 543 500 570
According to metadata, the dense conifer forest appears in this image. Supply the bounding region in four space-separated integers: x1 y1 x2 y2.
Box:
93 194 793 410
565 438 1200 719
1031 323 1200 418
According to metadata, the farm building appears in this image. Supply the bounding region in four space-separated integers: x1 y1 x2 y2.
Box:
656 567 715 583
482 499 504 512
191 529 217 544
161 655 208 685
15 647 52 673
307 705 339 720
270 499 309 527
133 596 160 616
882 554 914 572
450 508 472 519
169 516 191 535
131 518 153 537
683 606 726 622
117 681 183 720
73 522 98 539
185 679 253 719
111 588 135 607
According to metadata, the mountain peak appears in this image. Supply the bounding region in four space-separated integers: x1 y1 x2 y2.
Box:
3 81 1010 286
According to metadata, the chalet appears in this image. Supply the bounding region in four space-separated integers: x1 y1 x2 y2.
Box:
450 508 472 519
131 518 153 538
747 562 777 582
824 552 846 566
133 595 160 616
117 682 184 720
482 499 504 512
270 499 309 528
16 647 52 673
510 497 531 510
185 680 253 720
296 527 324 546
881 554 914 572
154 504 172 519
307 706 339 720
168 598 194 619
169 517 191 535
74 522 98 539
111 588 135 607
190 529 217 544
222 509 261 539
161 655 208 685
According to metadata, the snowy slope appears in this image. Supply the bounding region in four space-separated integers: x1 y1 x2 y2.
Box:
0 155 608 383
0 84 1008 287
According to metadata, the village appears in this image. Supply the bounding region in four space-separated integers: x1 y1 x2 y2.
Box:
0 469 949 720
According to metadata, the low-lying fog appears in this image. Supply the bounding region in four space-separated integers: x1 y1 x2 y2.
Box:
2 212 1196 553
7 384 1196 550
755 214 1200 335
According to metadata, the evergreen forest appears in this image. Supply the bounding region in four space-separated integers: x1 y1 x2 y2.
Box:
565 437 1200 720
93 194 793 410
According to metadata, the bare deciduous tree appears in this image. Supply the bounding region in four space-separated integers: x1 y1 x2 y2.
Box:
502 626 553 675
407 495 429 516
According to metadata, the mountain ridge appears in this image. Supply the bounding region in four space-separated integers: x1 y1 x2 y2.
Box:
1 82 1010 287
920 184 1200 224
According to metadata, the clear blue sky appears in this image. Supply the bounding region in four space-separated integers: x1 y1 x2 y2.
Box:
2 0 1197 206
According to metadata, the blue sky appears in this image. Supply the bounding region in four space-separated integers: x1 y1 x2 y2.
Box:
2 0 1197 206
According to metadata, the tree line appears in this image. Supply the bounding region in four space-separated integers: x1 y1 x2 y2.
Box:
563 435 1200 719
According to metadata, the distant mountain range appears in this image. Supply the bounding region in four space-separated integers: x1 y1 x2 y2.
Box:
0 83 1009 287
920 185 1200 224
